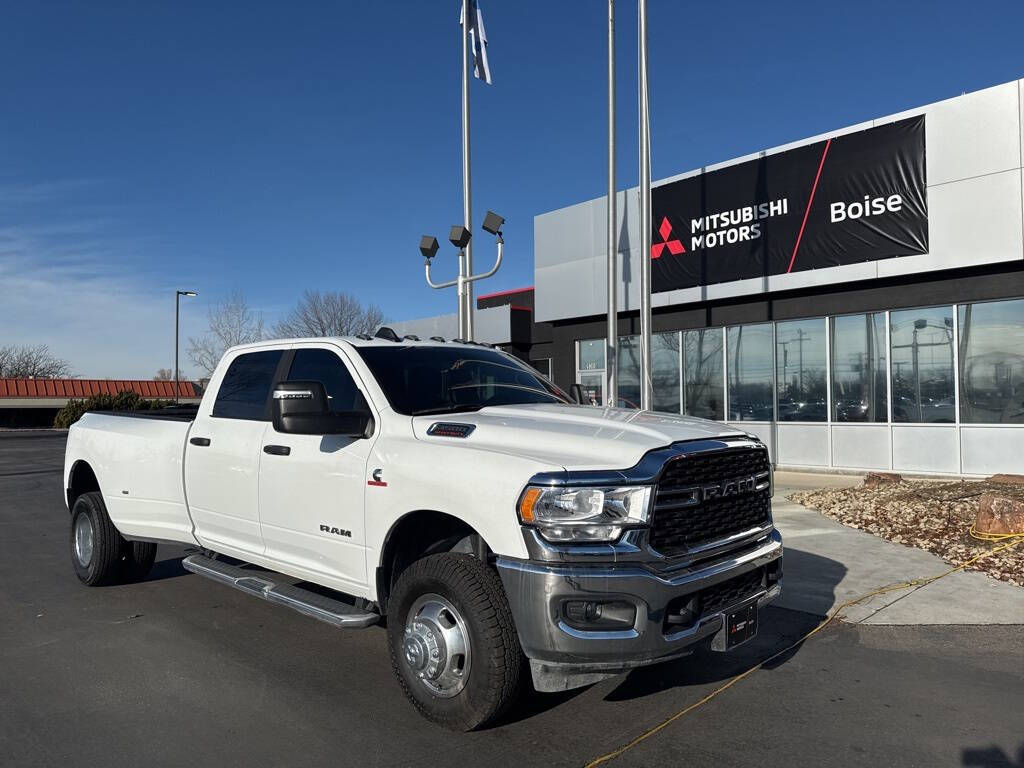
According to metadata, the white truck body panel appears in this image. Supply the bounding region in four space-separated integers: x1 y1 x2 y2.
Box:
185 416 267 555
65 414 197 544
409 404 745 470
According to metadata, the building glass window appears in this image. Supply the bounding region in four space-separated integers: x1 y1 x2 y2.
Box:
683 328 723 420
613 334 680 412
830 313 887 422
776 318 827 421
578 339 605 373
890 307 955 423
652 332 682 414
576 339 605 406
617 336 641 409
529 358 552 378
958 298 1024 424
727 324 773 421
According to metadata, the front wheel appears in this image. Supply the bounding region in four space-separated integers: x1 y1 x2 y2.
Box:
387 553 523 731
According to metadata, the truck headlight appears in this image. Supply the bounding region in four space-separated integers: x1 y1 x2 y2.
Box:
517 485 653 543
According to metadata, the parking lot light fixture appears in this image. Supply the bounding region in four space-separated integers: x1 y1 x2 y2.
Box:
175 290 198 404
422 216 503 341
420 236 439 263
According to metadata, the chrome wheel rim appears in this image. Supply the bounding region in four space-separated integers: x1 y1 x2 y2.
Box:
403 594 471 698
74 513 94 568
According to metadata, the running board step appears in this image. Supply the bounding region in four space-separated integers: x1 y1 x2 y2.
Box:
182 554 379 629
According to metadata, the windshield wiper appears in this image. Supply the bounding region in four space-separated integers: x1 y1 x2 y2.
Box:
410 404 483 417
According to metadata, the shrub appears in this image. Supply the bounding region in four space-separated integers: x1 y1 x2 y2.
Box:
54 391 175 428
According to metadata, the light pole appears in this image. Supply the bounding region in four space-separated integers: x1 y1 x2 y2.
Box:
422 211 504 340
460 0 474 342
637 0 653 410
605 0 617 408
175 290 197 404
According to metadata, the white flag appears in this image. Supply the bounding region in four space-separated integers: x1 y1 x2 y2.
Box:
460 0 492 85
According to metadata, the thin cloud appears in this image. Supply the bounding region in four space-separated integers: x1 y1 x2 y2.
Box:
0 178 105 205
0 179 203 378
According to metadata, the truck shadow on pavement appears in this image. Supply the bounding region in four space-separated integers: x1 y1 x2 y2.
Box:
144 557 189 582
605 547 845 702
962 744 1024 768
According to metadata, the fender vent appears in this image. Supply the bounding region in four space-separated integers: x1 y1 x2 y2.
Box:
427 422 476 438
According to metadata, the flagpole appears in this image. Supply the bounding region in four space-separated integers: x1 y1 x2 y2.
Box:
605 0 617 407
638 0 653 411
461 0 474 341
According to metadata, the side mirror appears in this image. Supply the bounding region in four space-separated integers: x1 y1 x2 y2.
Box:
569 383 586 405
272 380 373 438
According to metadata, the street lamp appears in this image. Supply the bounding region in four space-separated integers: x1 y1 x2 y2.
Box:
175 290 197 404
422 211 504 341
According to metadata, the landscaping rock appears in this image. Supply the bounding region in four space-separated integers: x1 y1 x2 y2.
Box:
864 472 903 488
975 494 1024 535
987 474 1024 485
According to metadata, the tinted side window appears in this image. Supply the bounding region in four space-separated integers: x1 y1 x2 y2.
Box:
212 350 284 420
288 348 367 413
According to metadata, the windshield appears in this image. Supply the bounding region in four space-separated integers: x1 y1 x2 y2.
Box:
355 345 570 416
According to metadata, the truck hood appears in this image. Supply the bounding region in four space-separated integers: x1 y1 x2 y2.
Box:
411 403 746 472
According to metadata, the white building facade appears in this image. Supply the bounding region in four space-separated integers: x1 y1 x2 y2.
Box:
528 79 1024 476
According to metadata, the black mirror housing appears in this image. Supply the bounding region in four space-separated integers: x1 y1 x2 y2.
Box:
569 383 586 405
272 380 373 438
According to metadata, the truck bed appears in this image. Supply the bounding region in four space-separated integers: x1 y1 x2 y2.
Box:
65 411 198 544
93 405 198 422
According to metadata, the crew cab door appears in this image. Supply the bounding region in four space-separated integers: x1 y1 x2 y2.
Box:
184 347 288 557
257 345 375 590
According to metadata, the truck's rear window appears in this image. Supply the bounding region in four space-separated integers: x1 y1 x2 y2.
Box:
356 346 568 416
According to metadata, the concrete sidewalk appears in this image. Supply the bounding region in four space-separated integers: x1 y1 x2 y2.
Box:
772 471 1024 625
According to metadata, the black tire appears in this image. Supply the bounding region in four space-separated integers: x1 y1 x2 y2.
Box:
119 540 158 582
69 492 124 587
387 553 522 731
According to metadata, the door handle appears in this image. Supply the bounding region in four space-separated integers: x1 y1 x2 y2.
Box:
189 437 211 447
263 445 291 456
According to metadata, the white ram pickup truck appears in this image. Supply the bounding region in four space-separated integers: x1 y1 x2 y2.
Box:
64 334 782 730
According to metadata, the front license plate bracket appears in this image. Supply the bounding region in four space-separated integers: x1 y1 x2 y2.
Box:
711 601 758 651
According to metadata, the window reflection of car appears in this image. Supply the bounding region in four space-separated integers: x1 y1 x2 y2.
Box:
834 398 871 422
777 398 828 421
892 394 955 423
729 400 773 421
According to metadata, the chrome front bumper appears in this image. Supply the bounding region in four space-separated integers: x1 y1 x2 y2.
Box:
496 529 783 691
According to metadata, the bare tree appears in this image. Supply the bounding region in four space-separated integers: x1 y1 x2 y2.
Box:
272 290 385 339
187 291 264 376
154 368 173 381
0 344 72 378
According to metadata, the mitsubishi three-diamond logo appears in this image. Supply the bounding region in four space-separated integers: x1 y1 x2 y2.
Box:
651 216 685 259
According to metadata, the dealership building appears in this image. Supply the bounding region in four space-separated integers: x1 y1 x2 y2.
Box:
398 78 1024 477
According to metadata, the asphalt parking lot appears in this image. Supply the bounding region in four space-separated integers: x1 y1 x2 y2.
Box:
1 432 1022 767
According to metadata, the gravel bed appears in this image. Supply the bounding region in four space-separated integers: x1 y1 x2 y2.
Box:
790 480 1024 587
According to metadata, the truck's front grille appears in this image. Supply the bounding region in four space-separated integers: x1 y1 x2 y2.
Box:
649 446 771 557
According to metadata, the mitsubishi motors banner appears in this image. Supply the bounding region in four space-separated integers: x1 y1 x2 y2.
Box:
651 115 928 293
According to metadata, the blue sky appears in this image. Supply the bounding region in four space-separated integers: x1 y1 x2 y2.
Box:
2 0 1023 378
